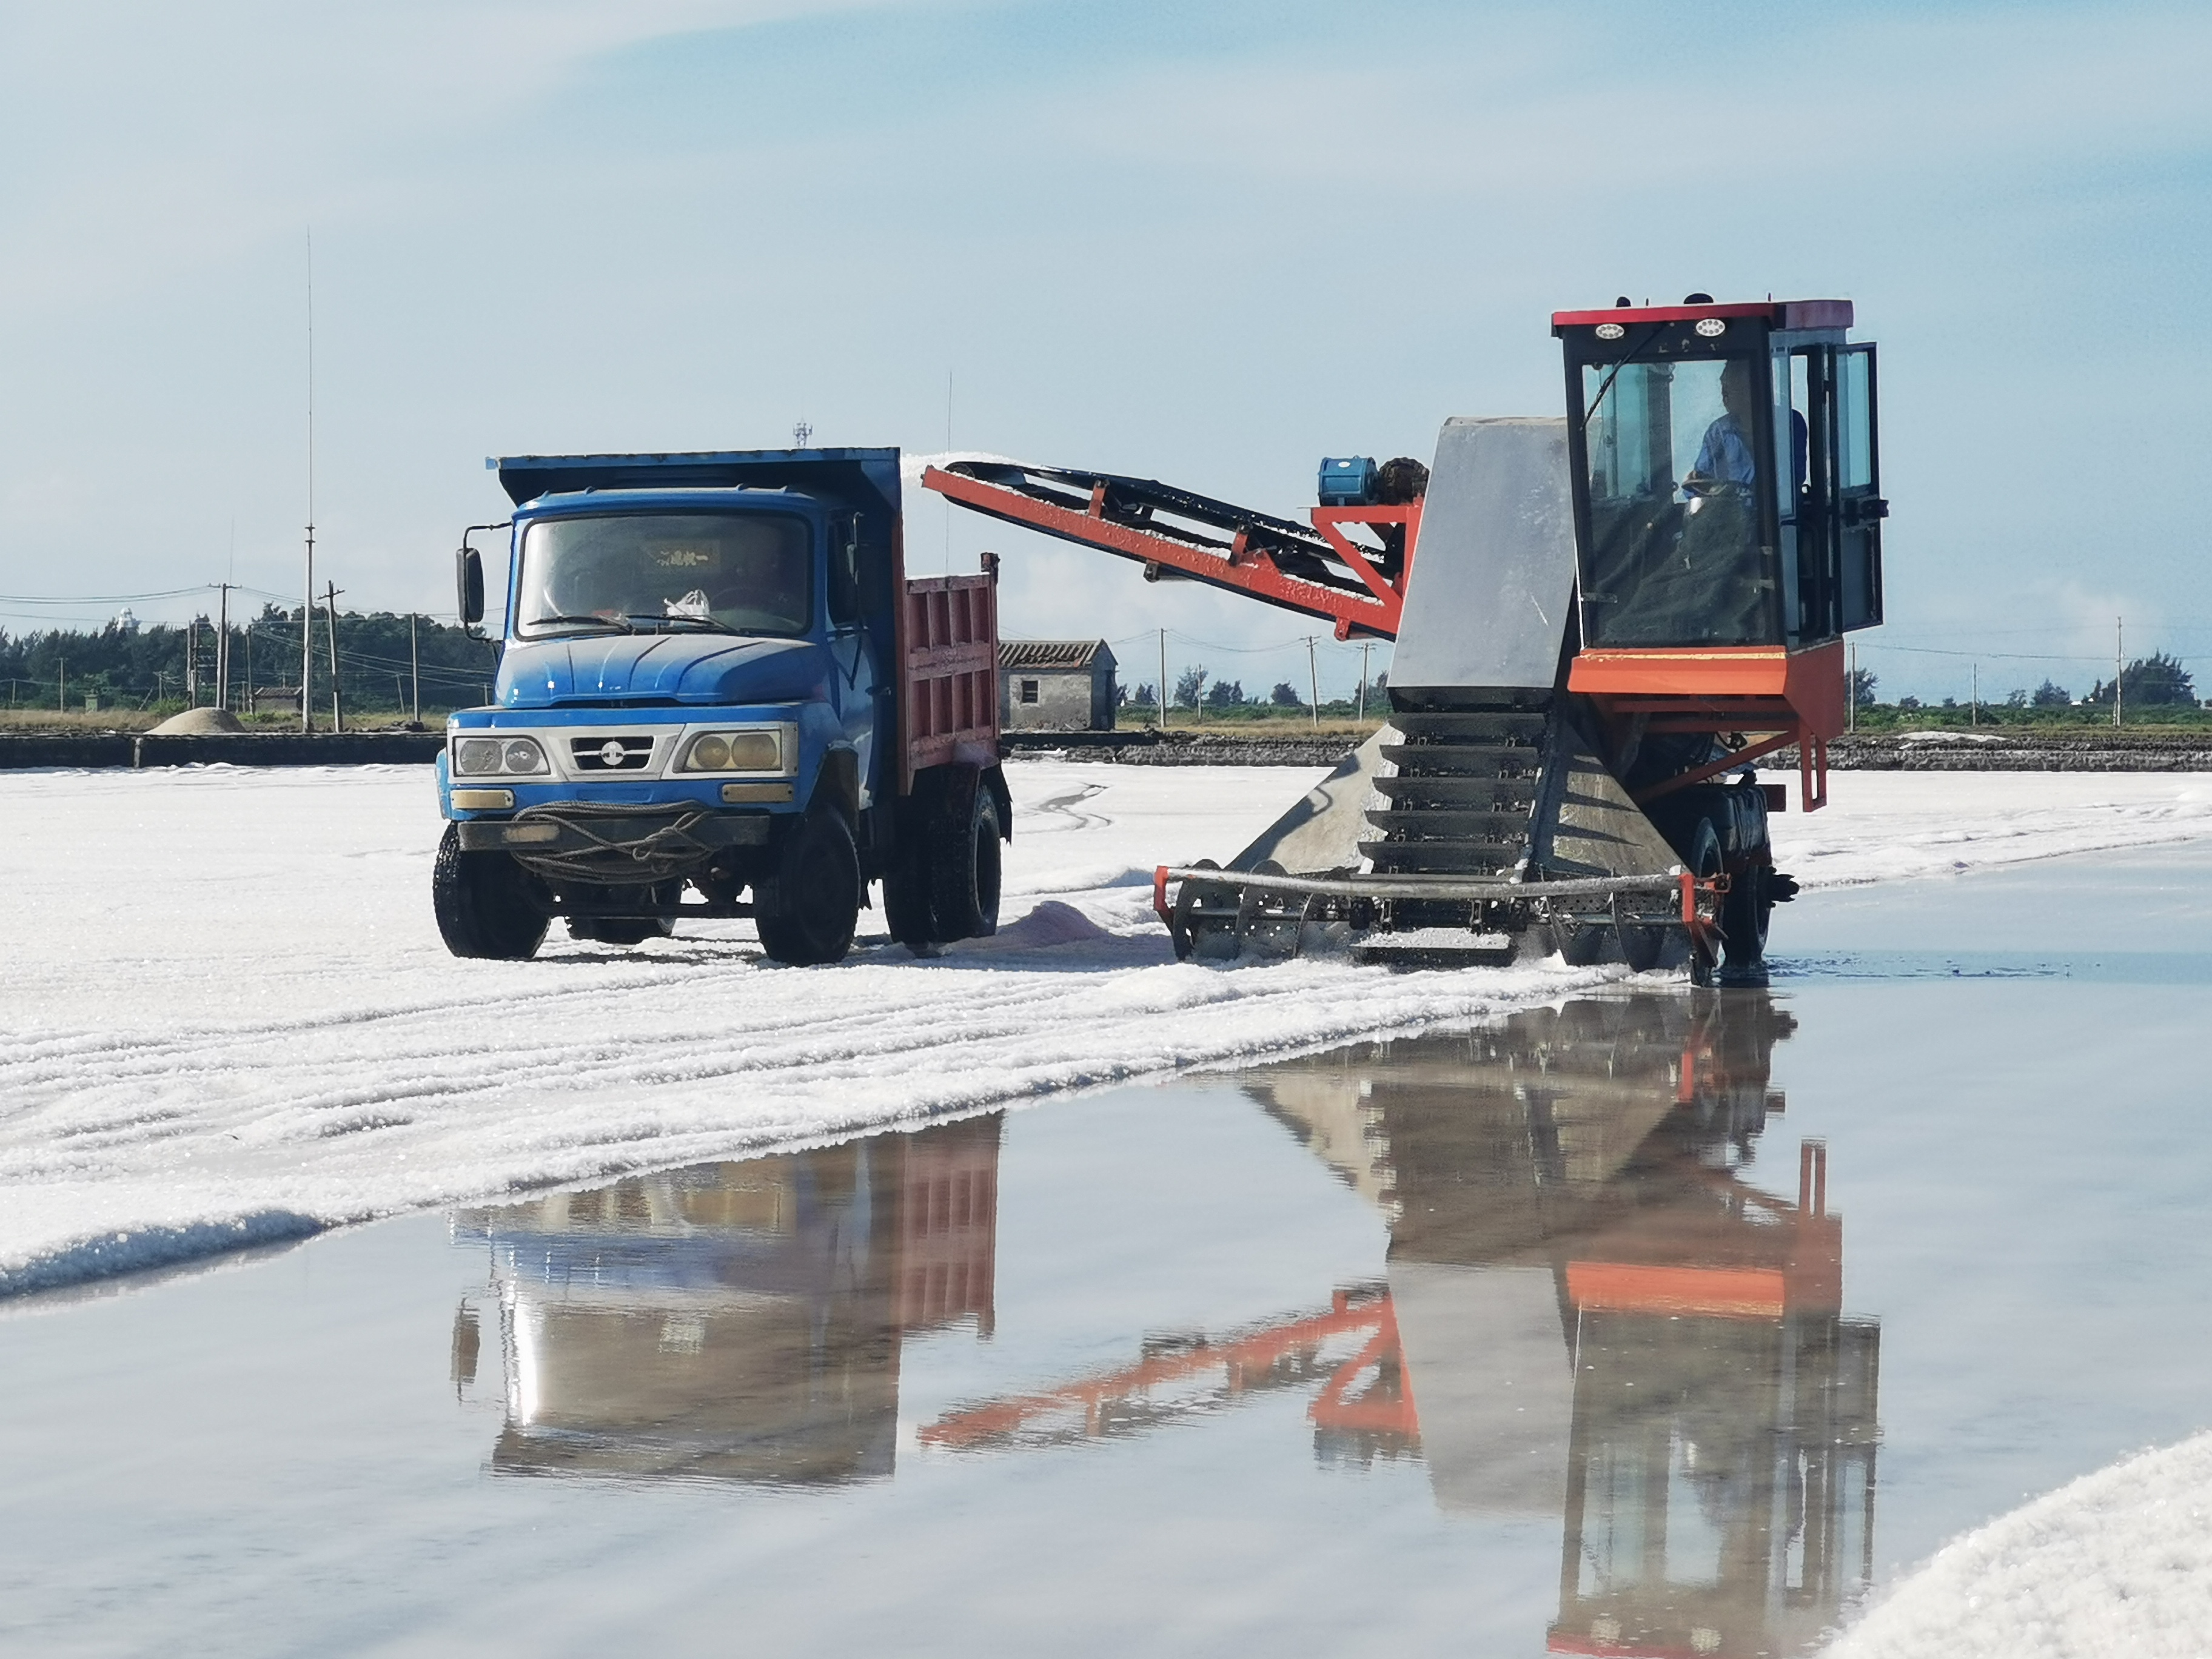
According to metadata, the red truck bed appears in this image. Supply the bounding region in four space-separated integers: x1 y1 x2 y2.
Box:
899 572 999 791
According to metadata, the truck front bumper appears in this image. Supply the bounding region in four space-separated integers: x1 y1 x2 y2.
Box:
459 802 776 883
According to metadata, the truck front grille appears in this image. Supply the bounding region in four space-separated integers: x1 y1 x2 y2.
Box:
569 734 655 773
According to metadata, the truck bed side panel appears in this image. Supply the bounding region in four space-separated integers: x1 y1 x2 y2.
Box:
901 574 999 789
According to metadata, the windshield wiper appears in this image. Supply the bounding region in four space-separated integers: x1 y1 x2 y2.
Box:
1581 321 1669 427
640 613 744 634
526 614 635 634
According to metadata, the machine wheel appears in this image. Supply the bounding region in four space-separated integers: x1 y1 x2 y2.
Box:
754 810 861 967
1686 818 1724 988
432 825 549 960
1720 860 1773 984
1618 918 1664 973
928 771 1002 943
1554 917 1605 967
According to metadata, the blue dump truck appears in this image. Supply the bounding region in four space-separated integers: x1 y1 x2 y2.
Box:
434 448 1007 965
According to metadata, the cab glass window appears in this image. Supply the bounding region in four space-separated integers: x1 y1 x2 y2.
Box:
515 514 814 639
1838 349 1874 489
1578 355 1778 646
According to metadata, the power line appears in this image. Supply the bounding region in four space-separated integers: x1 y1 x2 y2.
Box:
1858 641 2211 665
0 586 222 604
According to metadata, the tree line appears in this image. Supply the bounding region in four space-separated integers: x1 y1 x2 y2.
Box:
1849 653 2198 717
0 606 501 715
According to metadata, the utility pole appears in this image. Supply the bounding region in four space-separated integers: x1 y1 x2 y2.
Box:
302 227 316 734
1305 635 1320 730
1970 662 1979 727
301 559 315 731
325 580 343 732
1357 640 1372 722
1193 668 1206 725
2115 615 2124 730
244 624 253 713
1158 628 1168 731
216 583 231 712
409 612 421 725
185 619 198 708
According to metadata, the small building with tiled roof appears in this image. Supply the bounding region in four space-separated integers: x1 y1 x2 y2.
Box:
999 639 1118 731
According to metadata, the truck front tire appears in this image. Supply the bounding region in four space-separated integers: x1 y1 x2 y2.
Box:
754 810 861 966
432 825 549 960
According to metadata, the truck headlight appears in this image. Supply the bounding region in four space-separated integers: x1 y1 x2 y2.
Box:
501 738 549 776
678 729 782 774
452 736 548 776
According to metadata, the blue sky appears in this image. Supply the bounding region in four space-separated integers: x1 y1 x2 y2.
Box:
2 0 2207 701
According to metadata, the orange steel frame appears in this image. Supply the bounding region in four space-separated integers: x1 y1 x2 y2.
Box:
1569 640 1848 813
921 464 1418 642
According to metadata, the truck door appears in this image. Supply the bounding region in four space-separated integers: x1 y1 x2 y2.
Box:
826 517 879 808
1834 344 1883 631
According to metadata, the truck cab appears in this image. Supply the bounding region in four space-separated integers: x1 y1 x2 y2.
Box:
434 447 1007 965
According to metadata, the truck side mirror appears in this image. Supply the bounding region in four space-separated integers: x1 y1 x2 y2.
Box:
456 546 484 629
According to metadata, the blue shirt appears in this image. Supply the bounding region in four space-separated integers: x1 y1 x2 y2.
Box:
1692 414 1758 488
1689 410 1809 494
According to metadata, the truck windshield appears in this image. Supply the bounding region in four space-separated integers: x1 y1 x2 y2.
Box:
1579 356 1777 646
515 513 813 639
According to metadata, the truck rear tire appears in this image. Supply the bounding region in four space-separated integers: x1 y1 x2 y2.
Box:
882 841 937 954
432 825 549 960
930 771 1002 942
754 810 860 967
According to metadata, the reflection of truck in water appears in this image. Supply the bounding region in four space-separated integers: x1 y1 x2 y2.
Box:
450 1114 1000 1485
435 449 1007 964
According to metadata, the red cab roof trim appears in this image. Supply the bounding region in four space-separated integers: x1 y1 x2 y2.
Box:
1552 298 1853 333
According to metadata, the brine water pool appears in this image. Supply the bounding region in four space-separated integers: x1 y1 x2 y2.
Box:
3 846 2209 1658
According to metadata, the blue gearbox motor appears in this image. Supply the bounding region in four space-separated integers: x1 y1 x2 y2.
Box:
1317 455 1378 506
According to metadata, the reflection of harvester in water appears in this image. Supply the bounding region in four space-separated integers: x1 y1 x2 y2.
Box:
925 300 1888 983
915 995 1878 1659
451 1114 1002 1484
917 1284 1406 1454
1256 996 1880 1659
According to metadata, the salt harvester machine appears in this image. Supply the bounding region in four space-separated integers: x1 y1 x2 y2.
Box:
924 297 1885 984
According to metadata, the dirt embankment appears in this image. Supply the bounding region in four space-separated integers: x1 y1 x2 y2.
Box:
7 725 2207 774
0 731 445 769
1778 732 2212 772
1007 728 2212 771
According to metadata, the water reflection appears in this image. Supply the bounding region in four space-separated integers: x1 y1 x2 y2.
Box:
1252 995 1881 1658
447 991 1878 1656
451 1114 1001 1484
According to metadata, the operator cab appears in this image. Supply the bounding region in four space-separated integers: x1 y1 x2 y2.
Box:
1553 297 1885 651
